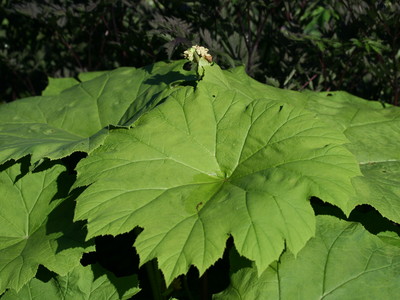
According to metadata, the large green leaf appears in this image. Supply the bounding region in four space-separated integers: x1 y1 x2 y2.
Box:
41 77 80 96
220 65 310 105
74 64 360 285
78 70 110 82
214 215 400 299
251 87 400 223
0 60 194 164
302 90 386 131
2 264 140 300
0 162 93 293
42 70 109 96
298 91 400 224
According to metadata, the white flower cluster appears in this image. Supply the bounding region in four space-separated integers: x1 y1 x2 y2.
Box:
183 45 212 63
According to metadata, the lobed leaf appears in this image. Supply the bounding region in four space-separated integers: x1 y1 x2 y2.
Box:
0 60 194 164
300 91 400 224
0 162 93 293
1 264 140 300
74 64 360 285
214 215 400 299
41 77 80 96
42 70 109 96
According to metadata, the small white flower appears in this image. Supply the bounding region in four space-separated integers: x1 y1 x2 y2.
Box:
183 48 195 61
183 45 212 63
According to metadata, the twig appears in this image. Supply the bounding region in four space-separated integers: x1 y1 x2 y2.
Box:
55 32 83 70
300 74 318 90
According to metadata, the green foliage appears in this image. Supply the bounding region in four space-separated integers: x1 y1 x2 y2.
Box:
0 60 193 164
2 264 140 300
1 0 399 104
0 58 399 298
214 216 400 299
73 64 360 284
0 161 93 292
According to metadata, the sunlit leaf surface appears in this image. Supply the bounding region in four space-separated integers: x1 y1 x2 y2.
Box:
0 60 194 164
74 65 360 284
2 264 140 300
0 162 93 293
214 216 400 299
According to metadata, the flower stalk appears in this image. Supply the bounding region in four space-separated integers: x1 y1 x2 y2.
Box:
183 45 213 78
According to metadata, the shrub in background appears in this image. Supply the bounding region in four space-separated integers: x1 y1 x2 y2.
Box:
1 0 399 104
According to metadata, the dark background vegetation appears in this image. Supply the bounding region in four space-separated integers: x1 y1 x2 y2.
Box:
1 0 399 104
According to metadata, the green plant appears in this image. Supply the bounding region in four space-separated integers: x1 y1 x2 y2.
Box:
2 0 399 106
0 52 400 299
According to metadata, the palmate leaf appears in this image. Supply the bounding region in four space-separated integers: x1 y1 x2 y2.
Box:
42 70 109 96
78 70 110 82
41 77 80 96
214 216 400 299
1 264 140 300
298 91 400 224
217 65 310 105
74 64 360 285
0 162 93 293
0 60 194 165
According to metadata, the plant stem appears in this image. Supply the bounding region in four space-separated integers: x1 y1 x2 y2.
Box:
145 260 166 300
183 276 195 300
200 271 209 300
